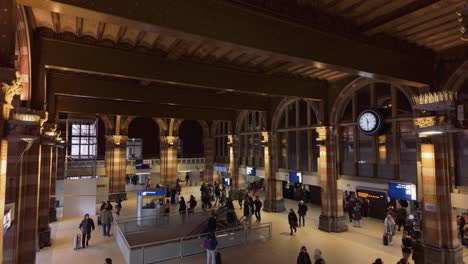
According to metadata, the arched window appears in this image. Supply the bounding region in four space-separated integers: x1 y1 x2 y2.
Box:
213 121 231 163
336 82 416 180
128 117 160 159
275 99 320 172
238 111 266 167
178 120 204 157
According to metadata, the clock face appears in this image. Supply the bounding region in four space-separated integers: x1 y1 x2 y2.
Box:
357 110 384 136
359 112 378 132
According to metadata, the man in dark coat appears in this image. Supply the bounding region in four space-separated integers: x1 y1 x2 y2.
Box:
298 201 308 227
254 197 262 222
288 208 298 236
79 213 95 247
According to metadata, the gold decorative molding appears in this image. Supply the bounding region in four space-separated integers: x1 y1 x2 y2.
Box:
39 112 49 135
1 72 23 120
261 131 269 143
413 116 445 129
12 113 40 122
412 91 457 106
316 126 327 140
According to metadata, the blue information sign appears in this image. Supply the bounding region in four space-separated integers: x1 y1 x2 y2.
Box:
288 171 302 183
388 182 417 201
247 166 256 176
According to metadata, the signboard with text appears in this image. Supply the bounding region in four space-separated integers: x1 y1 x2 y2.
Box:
388 182 417 201
356 189 387 200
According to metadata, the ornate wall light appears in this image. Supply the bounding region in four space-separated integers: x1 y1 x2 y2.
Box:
458 1 468 40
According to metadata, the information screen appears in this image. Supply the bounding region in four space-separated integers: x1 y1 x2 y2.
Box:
247 166 256 176
138 190 166 199
222 177 231 186
288 171 302 183
214 166 229 173
356 189 387 200
388 182 417 201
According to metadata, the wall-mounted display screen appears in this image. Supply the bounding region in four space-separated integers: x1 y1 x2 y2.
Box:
388 182 417 201
214 166 229 173
288 171 302 183
247 166 256 176
222 177 231 186
356 189 387 200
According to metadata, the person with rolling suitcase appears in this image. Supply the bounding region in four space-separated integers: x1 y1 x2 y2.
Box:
78 213 95 248
73 233 81 250
384 214 396 246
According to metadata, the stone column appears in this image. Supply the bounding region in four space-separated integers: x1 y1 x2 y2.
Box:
420 135 463 264
160 136 178 186
263 132 285 212
317 126 348 232
105 135 128 201
5 114 43 264
49 146 58 222
228 135 241 189
38 135 55 248
203 137 215 183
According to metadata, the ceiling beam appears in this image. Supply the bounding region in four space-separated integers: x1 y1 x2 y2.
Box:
19 0 433 87
47 72 271 111
55 95 236 121
37 37 328 100
360 0 441 32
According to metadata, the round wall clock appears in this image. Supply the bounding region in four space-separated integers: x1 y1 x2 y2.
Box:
357 110 384 136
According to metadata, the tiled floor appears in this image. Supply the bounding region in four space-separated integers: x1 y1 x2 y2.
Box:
37 186 468 264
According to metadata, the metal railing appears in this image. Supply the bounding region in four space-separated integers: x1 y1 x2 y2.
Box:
67 158 205 168
116 221 272 264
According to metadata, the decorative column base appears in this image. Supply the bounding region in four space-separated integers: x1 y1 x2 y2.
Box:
263 199 286 213
38 226 52 248
318 215 348 233
49 208 57 222
422 243 464 264
109 192 127 202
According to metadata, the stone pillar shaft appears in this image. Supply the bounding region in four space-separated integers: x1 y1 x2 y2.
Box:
0 139 8 262
16 142 41 264
38 144 52 248
203 137 215 183
49 146 59 222
105 135 127 201
318 126 347 232
229 135 240 189
420 136 463 264
160 136 178 186
263 132 285 212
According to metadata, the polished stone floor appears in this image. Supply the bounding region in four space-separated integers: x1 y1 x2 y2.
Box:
37 185 468 264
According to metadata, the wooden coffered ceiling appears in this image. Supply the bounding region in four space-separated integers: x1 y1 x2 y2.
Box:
28 7 349 82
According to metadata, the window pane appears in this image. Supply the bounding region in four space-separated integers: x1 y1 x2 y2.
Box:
71 145 80 156
399 121 417 181
377 124 394 179
288 131 297 170
278 132 287 169
72 124 81 136
80 145 89 156
299 130 308 171
341 126 354 176
89 125 96 136
71 137 80 144
358 132 374 177
80 137 89 145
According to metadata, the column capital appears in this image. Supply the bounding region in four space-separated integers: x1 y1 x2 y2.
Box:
1 71 23 120
105 135 128 146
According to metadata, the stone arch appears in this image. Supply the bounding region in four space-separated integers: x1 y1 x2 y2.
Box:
121 116 136 135
99 114 114 135
235 110 267 134
329 77 417 126
444 60 468 92
271 97 321 131
15 5 32 102
153 118 168 136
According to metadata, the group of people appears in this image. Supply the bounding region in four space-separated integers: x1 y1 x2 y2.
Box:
345 196 367 228
287 200 309 236
200 182 227 209
78 200 117 249
297 246 325 264
125 174 139 186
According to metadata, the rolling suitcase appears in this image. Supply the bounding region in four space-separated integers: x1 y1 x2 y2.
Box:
74 233 81 250
383 234 389 246
216 251 221 264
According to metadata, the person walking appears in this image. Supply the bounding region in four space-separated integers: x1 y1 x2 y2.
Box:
353 203 362 227
347 201 354 223
313 249 325 264
373 258 383 264
78 213 95 248
459 213 466 244
396 207 408 231
297 201 308 227
115 197 122 216
297 246 312 264
100 206 114 237
254 197 262 222
179 196 187 215
185 172 190 186
288 208 298 236
106 201 113 211
384 214 396 245
243 197 254 226
411 235 425 264
188 195 197 213
104 258 112 264
204 232 218 264
164 199 170 214
214 184 221 207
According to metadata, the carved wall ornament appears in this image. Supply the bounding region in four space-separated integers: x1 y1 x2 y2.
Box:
39 112 49 135
1 71 23 119
316 126 327 141
458 1 468 40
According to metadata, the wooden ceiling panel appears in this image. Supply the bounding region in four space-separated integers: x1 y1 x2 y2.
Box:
139 31 159 48
407 20 456 42
357 0 418 25
347 0 389 18
59 12 76 33
397 12 459 38
121 27 140 45
31 8 53 29
365 1 462 35
101 22 119 42
81 18 99 39
436 39 466 51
